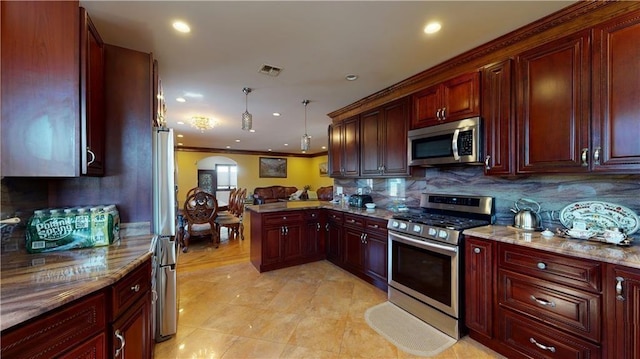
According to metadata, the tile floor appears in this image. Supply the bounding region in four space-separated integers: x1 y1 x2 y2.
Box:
154 231 505 359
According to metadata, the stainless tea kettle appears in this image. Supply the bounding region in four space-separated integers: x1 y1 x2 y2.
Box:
511 198 542 231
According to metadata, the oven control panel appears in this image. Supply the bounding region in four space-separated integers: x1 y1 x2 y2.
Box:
388 219 460 244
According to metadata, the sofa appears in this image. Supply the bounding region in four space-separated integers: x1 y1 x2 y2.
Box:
316 186 334 201
253 186 298 204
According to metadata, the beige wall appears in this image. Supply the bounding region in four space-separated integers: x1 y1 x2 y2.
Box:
175 150 333 203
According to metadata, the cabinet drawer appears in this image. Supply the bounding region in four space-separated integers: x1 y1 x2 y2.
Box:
344 214 365 228
263 212 304 226
364 217 387 237
498 243 601 292
112 260 151 318
499 308 601 359
1 291 107 359
305 210 322 221
326 210 343 224
499 269 601 342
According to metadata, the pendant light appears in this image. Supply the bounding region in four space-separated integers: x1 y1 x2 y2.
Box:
241 87 252 131
301 99 311 151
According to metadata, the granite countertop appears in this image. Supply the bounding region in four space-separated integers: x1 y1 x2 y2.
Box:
465 225 640 270
0 234 154 332
246 200 396 220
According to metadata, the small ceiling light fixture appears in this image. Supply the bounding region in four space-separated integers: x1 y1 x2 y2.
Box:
241 87 253 131
424 22 442 34
272 112 281 117
176 97 186 103
190 116 216 132
301 99 311 151
345 74 358 81
172 21 191 33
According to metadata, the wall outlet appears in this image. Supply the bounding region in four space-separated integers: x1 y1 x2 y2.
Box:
336 186 343 195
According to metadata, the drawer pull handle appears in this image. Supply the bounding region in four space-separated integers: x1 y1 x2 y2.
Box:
473 247 481 254
530 295 556 307
529 337 555 353
616 276 625 301
536 262 546 270
131 284 140 292
114 329 126 358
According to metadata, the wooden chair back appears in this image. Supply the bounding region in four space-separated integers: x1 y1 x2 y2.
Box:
183 191 218 227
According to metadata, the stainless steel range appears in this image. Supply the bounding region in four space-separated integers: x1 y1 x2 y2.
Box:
387 193 494 339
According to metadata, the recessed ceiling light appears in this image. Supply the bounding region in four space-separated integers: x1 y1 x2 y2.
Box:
268 149 272 152
177 142 183 146
172 21 191 33
235 139 240 143
177 134 184 138
322 146 326 150
302 151 306 154
176 97 186 103
177 121 185 125
272 112 281 117
345 74 358 81
226 145 231 149
284 143 289 146
250 129 256 133
424 22 442 34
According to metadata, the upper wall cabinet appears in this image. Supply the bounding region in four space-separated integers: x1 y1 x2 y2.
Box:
482 60 514 176
80 7 106 176
328 116 360 178
516 30 591 174
1 1 105 177
591 11 640 172
360 98 410 177
411 72 480 129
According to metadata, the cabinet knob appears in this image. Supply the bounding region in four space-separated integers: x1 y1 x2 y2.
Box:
536 262 546 270
473 247 481 254
130 284 140 292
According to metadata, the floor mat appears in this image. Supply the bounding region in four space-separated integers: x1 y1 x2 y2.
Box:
365 302 457 357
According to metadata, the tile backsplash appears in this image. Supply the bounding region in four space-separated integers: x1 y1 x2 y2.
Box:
335 166 640 230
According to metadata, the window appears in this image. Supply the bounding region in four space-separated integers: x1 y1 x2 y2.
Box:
216 164 237 191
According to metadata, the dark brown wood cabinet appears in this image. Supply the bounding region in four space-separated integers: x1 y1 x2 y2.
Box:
605 264 640 359
464 237 494 341
250 210 325 272
304 210 325 256
411 72 480 129
328 116 360 178
482 60 514 175
516 30 591 174
80 7 105 176
1 1 106 177
591 12 640 172
360 98 410 177
341 214 388 290
325 210 344 263
0 259 152 359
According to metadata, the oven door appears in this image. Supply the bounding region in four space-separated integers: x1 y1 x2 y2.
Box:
388 230 459 318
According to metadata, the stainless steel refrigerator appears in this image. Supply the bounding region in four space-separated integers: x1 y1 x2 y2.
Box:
151 127 178 342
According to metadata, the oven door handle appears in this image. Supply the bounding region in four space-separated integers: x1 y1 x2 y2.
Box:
390 232 458 255
452 129 460 161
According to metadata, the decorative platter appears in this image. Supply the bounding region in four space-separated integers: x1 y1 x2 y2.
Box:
560 201 639 235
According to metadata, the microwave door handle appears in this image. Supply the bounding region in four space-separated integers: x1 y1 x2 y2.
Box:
452 129 460 161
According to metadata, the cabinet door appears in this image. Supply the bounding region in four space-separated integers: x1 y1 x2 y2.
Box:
59 333 107 359
364 232 387 283
592 12 640 172
342 116 361 177
80 8 105 176
343 227 365 273
605 265 640 359
304 221 321 256
325 212 343 263
411 84 441 128
482 60 514 175
465 237 494 340
360 109 382 176
380 98 409 176
441 71 480 122
516 30 591 173
111 296 151 359
1 1 81 177
328 123 343 177
282 223 304 262
263 227 283 265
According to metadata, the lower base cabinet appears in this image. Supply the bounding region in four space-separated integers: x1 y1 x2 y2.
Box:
465 236 639 359
0 259 152 359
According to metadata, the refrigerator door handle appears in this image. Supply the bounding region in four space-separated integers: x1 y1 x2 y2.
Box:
156 264 177 340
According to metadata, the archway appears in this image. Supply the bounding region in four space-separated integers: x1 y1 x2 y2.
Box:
196 156 238 205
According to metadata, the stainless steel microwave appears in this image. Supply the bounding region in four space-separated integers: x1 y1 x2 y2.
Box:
408 117 482 166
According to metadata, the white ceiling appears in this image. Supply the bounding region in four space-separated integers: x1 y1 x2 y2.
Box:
81 1 573 155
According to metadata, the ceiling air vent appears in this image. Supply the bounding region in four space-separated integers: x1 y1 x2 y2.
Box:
259 64 283 77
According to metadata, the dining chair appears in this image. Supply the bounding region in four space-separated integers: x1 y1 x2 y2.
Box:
182 190 219 252
215 188 245 241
